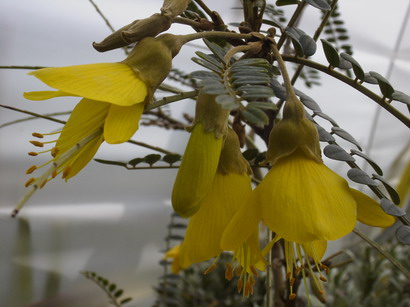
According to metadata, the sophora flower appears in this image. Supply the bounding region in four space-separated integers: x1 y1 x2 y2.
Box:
171 92 229 217
17 34 183 216
167 129 266 296
221 91 395 301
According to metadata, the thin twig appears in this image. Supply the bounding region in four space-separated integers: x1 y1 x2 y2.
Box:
0 104 66 125
193 0 214 18
0 65 46 70
146 90 198 111
282 55 410 129
127 140 177 155
353 228 410 280
0 111 71 129
87 0 129 55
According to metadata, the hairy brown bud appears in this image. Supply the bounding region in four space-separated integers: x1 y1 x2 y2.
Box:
93 14 172 52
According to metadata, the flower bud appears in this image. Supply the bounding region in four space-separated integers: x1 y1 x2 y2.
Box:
161 0 191 18
265 94 322 165
191 92 230 138
93 14 172 52
217 128 252 175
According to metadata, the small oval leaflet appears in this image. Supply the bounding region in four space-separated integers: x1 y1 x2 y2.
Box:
215 94 239 110
331 127 362 151
270 79 287 100
320 39 340 67
369 71 395 98
372 174 400 205
314 111 339 127
190 70 220 80
362 73 378 84
350 149 383 176
203 39 227 64
163 154 181 166
242 107 269 126
316 125 335 142
305 0 331 11
392 91 410 105
347 168 378 186
195 51 223 68
191 57 222 74
323 144 355 162
294 89 322 112
340 53 365 80
144 154 161 166
380 198 406 217
396 225 410 245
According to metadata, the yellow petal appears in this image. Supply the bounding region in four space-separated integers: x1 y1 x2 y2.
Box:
259 150 357 243
28 63 147 106
220 192 262 251
55 99 109 155
350 188 395 227
179 172 252 268
23 90 77 100
171 123 223 217
164 245 182 274
302 240 327 261
65 133 104 180
104 103 144 144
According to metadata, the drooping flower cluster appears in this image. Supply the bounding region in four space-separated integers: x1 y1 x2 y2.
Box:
169 92 266 295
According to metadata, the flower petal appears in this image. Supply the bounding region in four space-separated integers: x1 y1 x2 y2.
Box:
259 151 357 243
65 133 104 180
172 123 223 217
23 90 77 100
179 172 252 268
302 240 327 261
56 99 109 156
28 63 147 106
221 192 262 251
104 103 144 144
350 188 395 227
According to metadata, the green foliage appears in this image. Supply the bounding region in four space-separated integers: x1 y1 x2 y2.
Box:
81 271 133 307
326 244 410 307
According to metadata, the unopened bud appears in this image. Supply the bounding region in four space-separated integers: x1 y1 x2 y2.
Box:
161 0 191 18
93 14 172 52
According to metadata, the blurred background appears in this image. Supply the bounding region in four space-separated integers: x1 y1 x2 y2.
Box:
0 0 409 306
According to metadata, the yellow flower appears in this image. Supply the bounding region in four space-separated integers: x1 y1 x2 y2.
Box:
172 92 229 217
221 93 395 300
16 34 183 216
167 129 266 296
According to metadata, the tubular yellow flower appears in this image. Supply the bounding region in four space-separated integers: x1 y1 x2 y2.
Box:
221 87 395 301
171 92 229 217
167 129 265 296
16 34 184 215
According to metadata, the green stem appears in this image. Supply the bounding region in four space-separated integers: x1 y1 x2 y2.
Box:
127 140 177 155
180 31 252 45
0 104 66 124
193 0 214 18
353 228 410 280
282 55 410 129
0 65 46 70
270 44 296 99
276 1 307 49
290 0 339 84
0 111 71 129
146 90 198 111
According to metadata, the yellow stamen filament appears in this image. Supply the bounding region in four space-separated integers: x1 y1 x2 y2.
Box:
203 263 217 275
30 141 44 147
26 165 37 174
289 277 295 286
39 179 47 189
25 178 36 187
